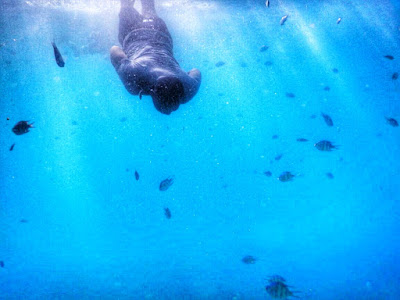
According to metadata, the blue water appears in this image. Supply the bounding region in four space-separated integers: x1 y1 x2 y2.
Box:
1 0 400 299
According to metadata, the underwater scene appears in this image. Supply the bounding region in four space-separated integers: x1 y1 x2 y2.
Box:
1 0 400 299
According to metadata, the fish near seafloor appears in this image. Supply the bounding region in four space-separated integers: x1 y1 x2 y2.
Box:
280 15 288 25
314 140 338 151
52 42 65 67
265 281 299 299
159 176 174 191
265 275 300 299
12 121 34 135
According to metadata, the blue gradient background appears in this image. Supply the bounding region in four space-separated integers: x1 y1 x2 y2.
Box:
1 0 399 299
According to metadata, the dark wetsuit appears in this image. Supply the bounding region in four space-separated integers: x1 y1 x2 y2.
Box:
111 4 201 114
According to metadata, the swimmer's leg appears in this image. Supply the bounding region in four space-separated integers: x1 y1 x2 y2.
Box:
141 0 157 18
118 0 142 44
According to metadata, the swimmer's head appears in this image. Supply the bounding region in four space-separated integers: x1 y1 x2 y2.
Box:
151 76 184 115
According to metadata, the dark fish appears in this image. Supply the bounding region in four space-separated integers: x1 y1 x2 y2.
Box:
215 61 225 67
12 121 34 135
323 86 330 91
326 172 334 179
52 42 65 67
20 219 28 223
332 68 339 73
164 207 171 219
265 0 269 7
159 176 174 191
278 171 295 182
280 15 288 25
264 171 272 177
267 275 287 283
264 61 273 66
384 55 394 60
265 281 299 299
0 261 4 268
9 143 15 151
275 154 283 161
337 17 342 24
314 140 338 151
321 113 334 126
138 89 143 99
296 138 308 142
272 134 279 139
286 92 295 98
120 117 127 122
134 170 139 180
392 72 398 80
385 117 399 127
242 255 257 264
260 45 269 52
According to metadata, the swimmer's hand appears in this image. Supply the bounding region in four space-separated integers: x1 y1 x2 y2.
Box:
110 46 127 70
188 68 201 83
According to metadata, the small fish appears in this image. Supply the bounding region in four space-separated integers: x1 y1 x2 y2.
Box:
215 61 225 67
310 114 317 119
275 154 283 161
332 68 339 73
278 171 295 182
326 172 334 179
139 89 143 99
9 143 15 151
265 0 269 7
0 261 4 268
134 170 139 180
264 61 273 66
323 86 330 91
280 15 288 25
264 171 272 177
272 134 279 139
260 45 269 52
52 41 65 67
314 140 338 151
385 117 399 127
242 255 257 264
12 121 34 135
321 113 334 126
164 207 171 219
265 281 299 299
286 92 295 98
392 72 398 80
384 55 394 60
20 219 28 223
159 176 174 191
337 17 342 24
267 275 287 283
296 138 308 142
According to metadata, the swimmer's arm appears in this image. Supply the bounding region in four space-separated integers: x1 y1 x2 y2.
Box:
110 46 127 69
181 68 201 103
188 68 201 84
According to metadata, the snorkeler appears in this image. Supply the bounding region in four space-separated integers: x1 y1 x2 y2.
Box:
110 0 201 115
